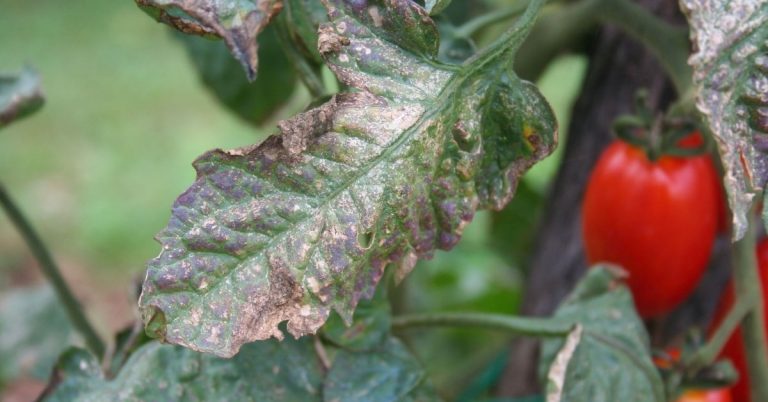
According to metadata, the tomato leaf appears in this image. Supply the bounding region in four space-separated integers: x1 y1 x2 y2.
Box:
0 286 75 384
539 267 665 402
176 25 297 126
40 338 323 402
320 276 391 351
425 0 452 16
680 0 768 240
324 337 440 402
139 0 556 357
40 337 439 401
0 67 44 129
134 0 283 80
283 0 329 64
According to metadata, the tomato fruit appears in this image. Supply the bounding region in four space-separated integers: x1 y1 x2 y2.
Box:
675 389 733 402
710 238 768 402
582 137 720 318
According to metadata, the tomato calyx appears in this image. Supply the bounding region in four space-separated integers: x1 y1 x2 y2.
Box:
613 90 709 161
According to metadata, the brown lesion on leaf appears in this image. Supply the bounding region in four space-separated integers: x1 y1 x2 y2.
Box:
278 96 338 155
134 0 284 80
317 24 351 55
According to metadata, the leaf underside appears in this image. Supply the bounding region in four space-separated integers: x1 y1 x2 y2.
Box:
540 267 664 402
0 67 44 129
175 25 297 126
135 0 283 80
681 0 768 240
139 0 556 357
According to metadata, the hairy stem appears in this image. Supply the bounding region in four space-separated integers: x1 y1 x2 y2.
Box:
0 183 105 358
733 212 768 401
595 0 692 94
392 312 573 337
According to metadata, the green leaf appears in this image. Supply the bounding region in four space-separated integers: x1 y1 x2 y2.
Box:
176 25 297 126
134 0 283 80
139 0 556 357
0 67 44 129
41 337 440 401
324 337 440 402
283 0 329 64
0 286 75 384
680 0 768 240
539 267 664 402
425 0 452 16
321 276 391 351
41 338 324 402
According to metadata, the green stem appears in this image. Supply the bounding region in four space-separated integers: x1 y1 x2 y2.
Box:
0 183 105 358
595 0 692 94
733 212 768 401
274 13 327 99
513 0 601 81
685 296 752 372
391 312 573 337
455 2 529 38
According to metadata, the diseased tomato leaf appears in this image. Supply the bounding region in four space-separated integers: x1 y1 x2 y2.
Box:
539 267 664 402
175 25 297 126
135 0 283 80
139 0 556 357
320 275 391 351
0 67 44 129
680 0 768 240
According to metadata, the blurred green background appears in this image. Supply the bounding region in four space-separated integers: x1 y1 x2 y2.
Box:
0 0 586 400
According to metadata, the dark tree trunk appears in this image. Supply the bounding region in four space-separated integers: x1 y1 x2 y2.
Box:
495 0 729 396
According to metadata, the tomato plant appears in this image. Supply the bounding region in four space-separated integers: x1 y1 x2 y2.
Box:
709 238 768 402
582 136 719 317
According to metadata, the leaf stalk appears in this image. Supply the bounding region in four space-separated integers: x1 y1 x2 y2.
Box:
0 182 105 358
392 311 573 337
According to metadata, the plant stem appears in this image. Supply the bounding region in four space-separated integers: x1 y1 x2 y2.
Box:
733 212 768 401
455 2 529 38
273 13 327 99
391 312 573 337
0 183 105 358
685 296 751 371
595 0 692 95
513 0 601 81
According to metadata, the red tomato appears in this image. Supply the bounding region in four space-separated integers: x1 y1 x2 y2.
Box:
675 389 733 402
677 132 729 234
582 139 719 318
710 239 768 402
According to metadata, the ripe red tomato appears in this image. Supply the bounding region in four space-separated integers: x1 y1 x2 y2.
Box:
710 238 768 402
582 138 719 318
675 389 733 402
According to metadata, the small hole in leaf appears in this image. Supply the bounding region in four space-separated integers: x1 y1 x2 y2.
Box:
358 231 374 249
